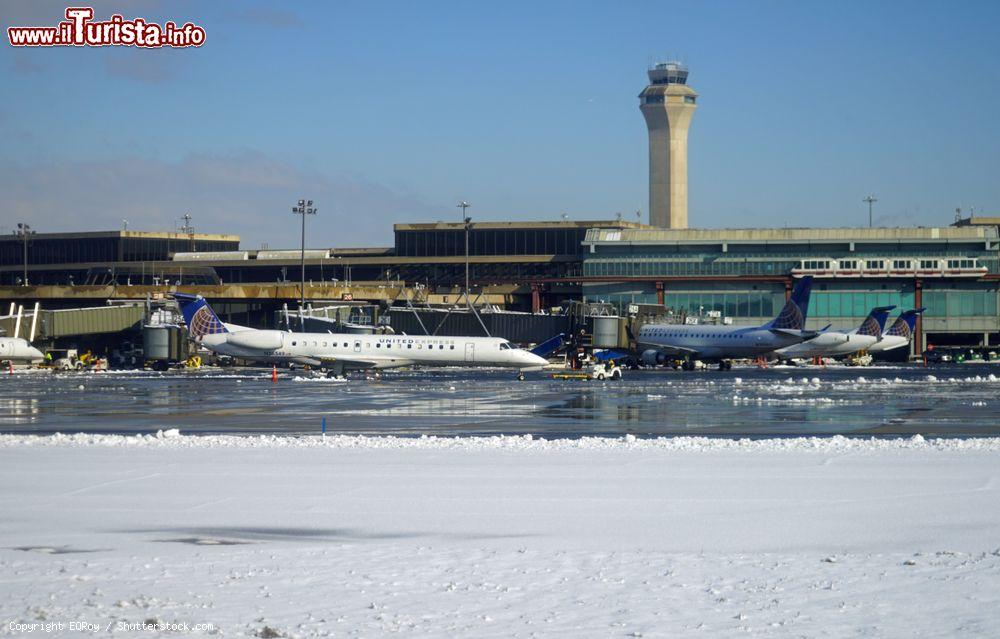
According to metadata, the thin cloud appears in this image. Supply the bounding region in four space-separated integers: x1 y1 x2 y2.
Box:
0 0 171 25
232 7 303 29
103 51 180 84
0 151 442 248
11 54 46 75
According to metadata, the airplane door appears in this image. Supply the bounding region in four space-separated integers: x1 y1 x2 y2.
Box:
0 342 9 357
464 342 475 362
354 340 362 353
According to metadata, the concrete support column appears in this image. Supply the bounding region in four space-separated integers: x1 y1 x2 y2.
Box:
655 281 664 306
914 279 923 358
530 283 542 314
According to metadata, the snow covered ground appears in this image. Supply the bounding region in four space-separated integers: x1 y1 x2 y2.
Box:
3 434 1000 637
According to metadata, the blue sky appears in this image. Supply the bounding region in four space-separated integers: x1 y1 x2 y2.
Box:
2 0 998 248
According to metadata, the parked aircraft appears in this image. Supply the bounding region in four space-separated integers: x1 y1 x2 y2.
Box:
866 308 925 354
773 305 895 360
634 276 816 370
0 303 44 364
0 337 44 364
174 294 548 378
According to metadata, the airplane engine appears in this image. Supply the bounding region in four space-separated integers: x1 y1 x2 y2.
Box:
226 330 284 350
641 349 668 366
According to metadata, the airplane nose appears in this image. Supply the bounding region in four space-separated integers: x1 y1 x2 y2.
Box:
28 347 44 362
529 352 548 367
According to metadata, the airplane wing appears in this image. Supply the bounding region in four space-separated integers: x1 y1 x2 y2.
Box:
877 341 908 351
769 328 819 339
637 341 700 357
315 355 416 370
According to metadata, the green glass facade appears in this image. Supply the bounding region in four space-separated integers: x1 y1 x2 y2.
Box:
581 227 1000 349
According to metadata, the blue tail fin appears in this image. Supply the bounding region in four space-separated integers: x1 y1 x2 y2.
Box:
174 294 228 340
856 305 896 337
884 308 925 338
767 276 813 330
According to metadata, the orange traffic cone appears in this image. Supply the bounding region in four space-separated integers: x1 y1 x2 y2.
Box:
271 365 278 382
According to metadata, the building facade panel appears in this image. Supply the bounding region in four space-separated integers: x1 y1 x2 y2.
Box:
582 226 1000 353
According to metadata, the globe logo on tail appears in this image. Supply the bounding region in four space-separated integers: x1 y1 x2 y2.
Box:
189 305 225 340
858 315 881 337
886 318 911 338
772 299 804 330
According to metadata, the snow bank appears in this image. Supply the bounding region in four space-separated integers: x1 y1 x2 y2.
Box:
4 424 1000 637
3 432 1000 453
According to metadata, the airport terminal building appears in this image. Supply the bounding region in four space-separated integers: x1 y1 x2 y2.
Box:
578 225 999 352
1 220 998 356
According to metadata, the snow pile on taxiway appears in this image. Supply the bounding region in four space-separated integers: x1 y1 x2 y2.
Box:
3 431 1000 453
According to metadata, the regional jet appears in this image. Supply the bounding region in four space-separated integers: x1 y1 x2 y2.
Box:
773 305 895 361
174 294 548 378
865 308 925 354
635 276 816 370
0 337 44 364
0 304 44 364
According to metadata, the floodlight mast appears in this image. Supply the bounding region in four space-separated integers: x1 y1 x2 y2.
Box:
291 198 318 311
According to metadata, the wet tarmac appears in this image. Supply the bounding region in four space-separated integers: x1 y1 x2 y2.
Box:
1 364 998 438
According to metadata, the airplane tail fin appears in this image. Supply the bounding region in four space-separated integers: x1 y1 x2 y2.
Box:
766 276 813 330
885 308 926 339
884 308 925 339
856 305 896 337
173 293 229 341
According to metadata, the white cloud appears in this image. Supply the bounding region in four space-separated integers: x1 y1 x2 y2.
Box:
0 151 443 248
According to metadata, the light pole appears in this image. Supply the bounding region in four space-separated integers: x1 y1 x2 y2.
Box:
457 201 471 305
291 198 317 310
14 223 35 286
464 216 473 306
863 195 877 228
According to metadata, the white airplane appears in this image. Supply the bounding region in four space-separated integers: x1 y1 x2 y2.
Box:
0 337 44 364
175 294 548 378
634 276 817 370
866 308 925 354
773 305 895 360
0 303 44 364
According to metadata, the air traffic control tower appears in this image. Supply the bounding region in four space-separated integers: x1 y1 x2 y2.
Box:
639 62 697 229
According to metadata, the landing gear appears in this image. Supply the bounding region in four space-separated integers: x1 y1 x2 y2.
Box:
717 360 732 371
325 362 347 379
517 371 526 381
681 360 695 371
